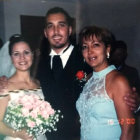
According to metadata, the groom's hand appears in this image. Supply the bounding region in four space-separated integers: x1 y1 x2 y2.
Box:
124 87 140 111
0 76 8 93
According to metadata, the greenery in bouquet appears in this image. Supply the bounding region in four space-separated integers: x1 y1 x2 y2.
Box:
4 93 62 139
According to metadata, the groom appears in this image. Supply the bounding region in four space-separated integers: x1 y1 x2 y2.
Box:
36 7 92 140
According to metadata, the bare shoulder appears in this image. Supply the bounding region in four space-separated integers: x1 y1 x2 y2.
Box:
106 70 131 98
7 78 15 91
108 70 129 87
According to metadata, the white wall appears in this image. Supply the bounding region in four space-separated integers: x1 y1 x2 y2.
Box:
2 0 76 41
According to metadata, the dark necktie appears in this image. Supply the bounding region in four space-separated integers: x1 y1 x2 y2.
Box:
52 55 63 80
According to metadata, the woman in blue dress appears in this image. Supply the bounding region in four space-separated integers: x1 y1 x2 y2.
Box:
76 25 135 140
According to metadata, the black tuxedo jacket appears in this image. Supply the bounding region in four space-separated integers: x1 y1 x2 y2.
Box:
37 46 92 140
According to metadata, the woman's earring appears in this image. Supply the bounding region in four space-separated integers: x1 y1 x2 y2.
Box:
107 52 110 59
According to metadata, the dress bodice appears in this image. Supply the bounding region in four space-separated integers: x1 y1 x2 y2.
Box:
76 65 121 140
8 88 44 103
4 88 47 140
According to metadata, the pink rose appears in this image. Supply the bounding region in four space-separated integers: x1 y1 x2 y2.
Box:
27 120 36 128
40 110 49 119
23 102 33 110
30 110 38 118
22 108 30 117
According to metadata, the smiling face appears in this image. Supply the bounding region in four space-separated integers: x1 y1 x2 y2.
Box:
44 13 72 53
82 35 110 72
11 42 33 72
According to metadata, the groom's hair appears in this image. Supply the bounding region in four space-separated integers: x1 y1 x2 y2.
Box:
45 7 72 27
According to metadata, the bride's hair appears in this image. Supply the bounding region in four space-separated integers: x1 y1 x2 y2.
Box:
9 34 33 55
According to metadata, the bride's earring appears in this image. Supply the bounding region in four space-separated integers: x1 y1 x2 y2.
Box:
107 52 110 59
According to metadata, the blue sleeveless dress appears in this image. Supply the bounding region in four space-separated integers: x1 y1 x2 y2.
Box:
76 65 121 140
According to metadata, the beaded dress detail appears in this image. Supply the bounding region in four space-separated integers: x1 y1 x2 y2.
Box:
76 65 121 140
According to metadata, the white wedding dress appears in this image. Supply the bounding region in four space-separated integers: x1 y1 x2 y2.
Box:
4 88 47 140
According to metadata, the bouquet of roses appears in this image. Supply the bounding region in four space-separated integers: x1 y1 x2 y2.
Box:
4 93 62 139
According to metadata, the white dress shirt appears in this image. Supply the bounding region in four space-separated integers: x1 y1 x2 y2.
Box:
49 44 74 69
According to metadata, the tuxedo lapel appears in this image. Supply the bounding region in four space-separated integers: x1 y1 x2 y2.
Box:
41 56 52 81
64 47 84 79
46 56 53 81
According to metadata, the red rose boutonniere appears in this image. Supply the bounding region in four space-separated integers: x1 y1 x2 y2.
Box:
76 70 87 83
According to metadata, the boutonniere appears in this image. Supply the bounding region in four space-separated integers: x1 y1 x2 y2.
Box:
76 70 87 84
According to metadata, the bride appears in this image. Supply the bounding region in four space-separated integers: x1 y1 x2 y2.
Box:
0 34 47 140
